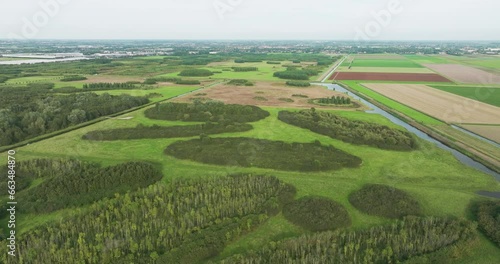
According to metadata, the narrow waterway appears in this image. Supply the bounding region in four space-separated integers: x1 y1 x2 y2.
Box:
314 83 500 189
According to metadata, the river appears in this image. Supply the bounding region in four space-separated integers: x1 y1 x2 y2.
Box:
313 83 500 197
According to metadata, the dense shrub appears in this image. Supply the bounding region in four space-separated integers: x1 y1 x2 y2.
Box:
83 122 253 141
283 196 351 231
274 70 309 80
232 67 258 72
179 69 214 77
473 200 500 246
144 101 270 123
1 175 296 264
0 75 9 83
221 217 478 264
316 96 351 105
278 109 418 151
82 82 136 90
279 98 294 103
228 79 253 86
349 184 421 219
60 75 87 82
267 61 281 64
292 94 308 98
286 81 311 87
165 137 362 172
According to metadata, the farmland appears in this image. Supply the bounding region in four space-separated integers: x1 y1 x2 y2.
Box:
423 64 500 84
460 125 500 144
331 72 451 82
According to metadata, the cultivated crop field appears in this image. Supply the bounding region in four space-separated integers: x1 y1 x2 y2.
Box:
331 72 451 82
424 64 500 84
362 83 500 124
460 125 500 144
430 85 500 107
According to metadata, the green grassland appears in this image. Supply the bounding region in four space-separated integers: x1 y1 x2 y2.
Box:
404 55 453 64
5 75 63 84
340 81 443 124
2 96 499 262
430 85 500 107
336 66 434 73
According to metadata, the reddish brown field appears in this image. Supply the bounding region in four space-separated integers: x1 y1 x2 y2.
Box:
330 72 451 82
173 82 364 110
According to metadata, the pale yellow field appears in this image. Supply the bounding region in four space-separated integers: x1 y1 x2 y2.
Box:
362 83 500 124
460 125 500 143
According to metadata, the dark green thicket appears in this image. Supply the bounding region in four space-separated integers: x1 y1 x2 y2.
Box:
179 69 214 77
283 196 351 231
175 79 201 85
1 175 295 264
0 85 149 146
165 137 362 172
286 81 310 87
144 101 270 123
83 122 253 141
279 109 418 151
232 67 258 72
220 217 478 264
473 200 500 246
316 96 351 105
349 184 421 219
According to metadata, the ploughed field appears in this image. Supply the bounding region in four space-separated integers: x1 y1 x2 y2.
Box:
424 64 500 84
361 83 500 124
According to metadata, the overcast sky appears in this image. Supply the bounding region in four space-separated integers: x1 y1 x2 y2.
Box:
1 0 499 40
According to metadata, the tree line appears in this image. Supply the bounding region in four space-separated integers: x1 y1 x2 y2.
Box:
0 174 296 264
232 67 258 72
82 122 253 141
317 96 351 105
278 109 418 151
165 137 362 172
220 217 478 264
0 85 149 146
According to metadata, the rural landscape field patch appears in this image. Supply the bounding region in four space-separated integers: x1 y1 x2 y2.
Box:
459 125 500 143
424 64 500 84
362 83 500 124
331 72 451 82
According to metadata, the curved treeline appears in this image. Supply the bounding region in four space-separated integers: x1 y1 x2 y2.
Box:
83 82 136 89
278 109 418 151
220 217 478 264
0 85 149 146
473 200 500 246
83 122 253 141
12 159 163 213
144 101 270 123
0 175 296 264
165 137 362 172
232 67 258 72
179 69 214 77
274 69 319 80
349 184 421 219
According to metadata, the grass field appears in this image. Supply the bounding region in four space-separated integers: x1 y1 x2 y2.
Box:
430 85 500 107
93 86 201 102
404 55 453 64
343 59 424 68
5 75 63 84
336 66 434 73
341 81 443 125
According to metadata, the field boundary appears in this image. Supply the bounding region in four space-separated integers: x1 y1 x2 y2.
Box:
337 82 500 173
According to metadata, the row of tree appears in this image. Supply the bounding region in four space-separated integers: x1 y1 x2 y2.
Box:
317 96 351 105
165 137 362 172
82 82 136 89
278 109 418 151
220 217 478 264
0 174 296 263
473 200 500 246
232 67 258 72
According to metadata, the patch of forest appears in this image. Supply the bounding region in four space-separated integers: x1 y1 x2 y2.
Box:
83 122 253 141
283 196 351 231
349 184 421 219
144 101 270 123
228 79 254 86
165 137 362 172
220 217 478 264
0 159 163 214
473 200 500 246
278 109 418 151
0 84 149 146
0 175 296 264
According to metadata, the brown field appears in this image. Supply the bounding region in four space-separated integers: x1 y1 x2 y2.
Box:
173 82 363 110
330 72 451 82
423 64 500 84
362 83 500 124
459 125 500 143
84 75 144 83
